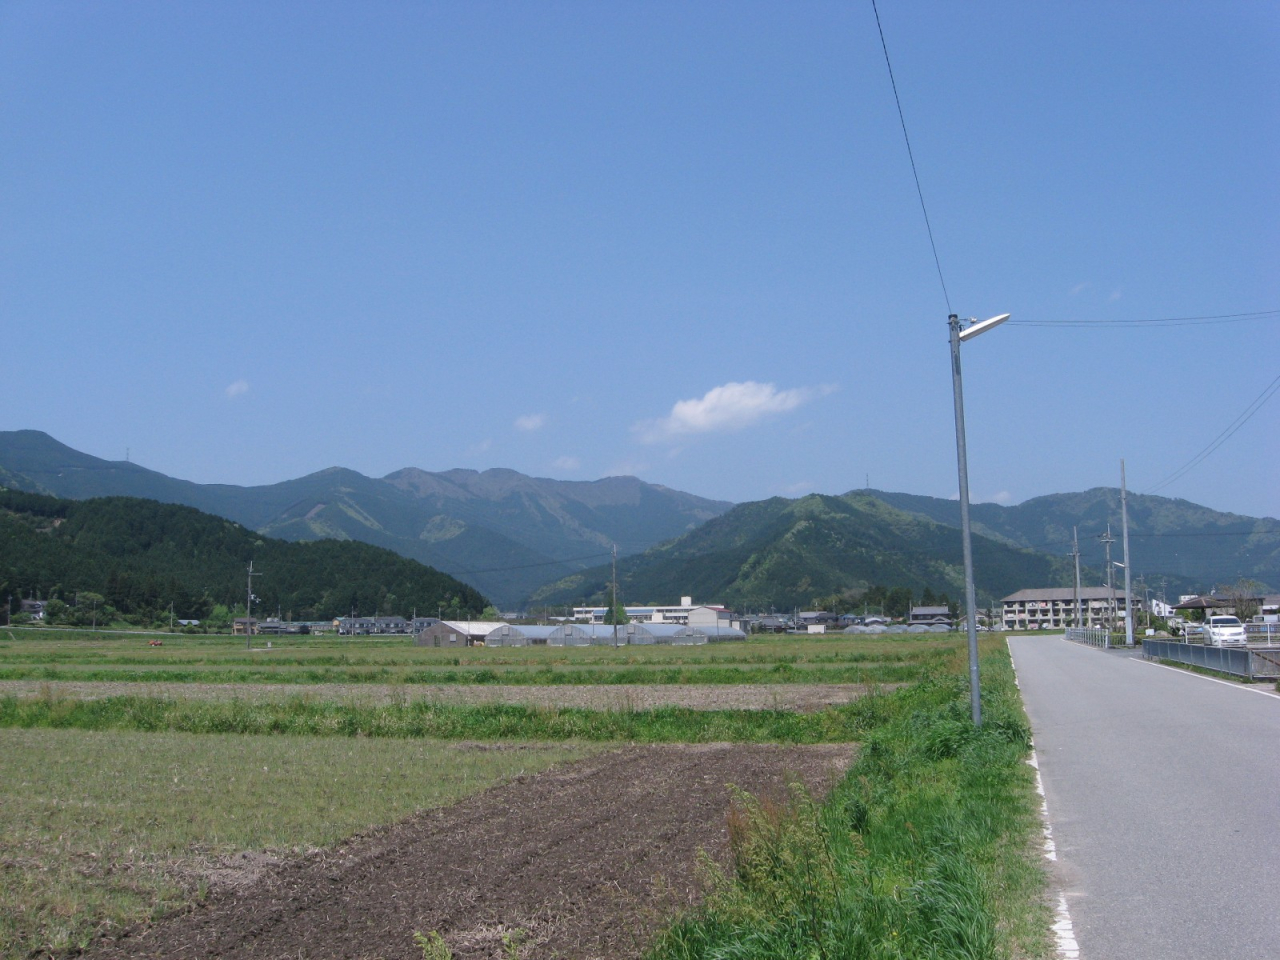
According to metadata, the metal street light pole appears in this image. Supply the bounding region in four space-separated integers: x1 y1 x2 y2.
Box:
1120 459 1135 647
949 312 1009 728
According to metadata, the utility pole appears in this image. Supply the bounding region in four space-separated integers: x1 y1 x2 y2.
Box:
246 560 261 650
1072 526 1083 629
1099 526 1117 634
1120 461 1134 647
611 543 619 648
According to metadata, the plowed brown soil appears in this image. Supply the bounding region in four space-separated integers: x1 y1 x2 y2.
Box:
82 743 854 960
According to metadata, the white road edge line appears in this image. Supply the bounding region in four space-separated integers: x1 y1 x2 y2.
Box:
1128 656 1280 698
1008 639 1080 959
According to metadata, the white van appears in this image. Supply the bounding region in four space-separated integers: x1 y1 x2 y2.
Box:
1202 615 1247 646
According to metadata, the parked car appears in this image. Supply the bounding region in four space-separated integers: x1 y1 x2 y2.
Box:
1202 615 1247 646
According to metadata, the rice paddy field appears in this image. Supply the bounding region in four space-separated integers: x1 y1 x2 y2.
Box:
0 628 955 687
0 627 1052 960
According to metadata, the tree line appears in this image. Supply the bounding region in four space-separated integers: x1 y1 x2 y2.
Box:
0 489 488 627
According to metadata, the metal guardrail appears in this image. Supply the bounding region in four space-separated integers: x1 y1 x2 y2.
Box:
1246 622 1280 644
1143 639 1280 681
1065 626 1118 648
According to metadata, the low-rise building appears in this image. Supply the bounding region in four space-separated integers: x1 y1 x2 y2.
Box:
909 605 954 628
415 621 473 647
1002 587 1130 630
336 615 410 636
573 596 706 625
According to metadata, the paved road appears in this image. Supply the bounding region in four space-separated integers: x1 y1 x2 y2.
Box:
1008 636 1280 960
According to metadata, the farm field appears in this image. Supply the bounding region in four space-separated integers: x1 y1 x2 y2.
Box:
0 728 598 959
0 628 1052 960
0 679 874 713
0 628 954 688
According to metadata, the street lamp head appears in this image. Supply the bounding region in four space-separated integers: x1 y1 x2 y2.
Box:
957 313 1011 342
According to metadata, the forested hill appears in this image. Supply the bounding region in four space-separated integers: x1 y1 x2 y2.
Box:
530 492 1074 611
0 490 487 626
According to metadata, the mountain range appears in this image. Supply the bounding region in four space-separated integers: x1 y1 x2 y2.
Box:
1 430 1273 608
529 492 1079 610
0 431 730 605
867 488 1279 596
530 486 1278 611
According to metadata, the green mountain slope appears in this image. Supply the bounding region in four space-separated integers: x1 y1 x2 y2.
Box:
531 492 1073 610
0 489 486 623
0 431 732 605
869 488 1280 592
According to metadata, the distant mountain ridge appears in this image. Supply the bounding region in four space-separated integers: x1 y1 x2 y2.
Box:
1 431 1271 608
530 492 1078 610
867 488 1280 593
0 431 732 605
532 484 1278 611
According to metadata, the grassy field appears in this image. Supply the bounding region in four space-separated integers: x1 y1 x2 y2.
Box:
0 628 957 687
0 628 1051 960
0 628 957 664
0 728 598 958
648 651 1052 960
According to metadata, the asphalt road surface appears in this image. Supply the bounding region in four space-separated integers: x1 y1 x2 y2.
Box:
1008 636 1280 960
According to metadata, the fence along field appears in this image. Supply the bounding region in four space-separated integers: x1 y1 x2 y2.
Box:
0 628 1052 960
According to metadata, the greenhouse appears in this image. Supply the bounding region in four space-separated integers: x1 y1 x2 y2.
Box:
548 623 619 646
483 624 558 647
540 622 748 646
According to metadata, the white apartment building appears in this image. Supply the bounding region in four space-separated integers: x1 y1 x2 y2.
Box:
1002 586 1130 630
574 596 702 625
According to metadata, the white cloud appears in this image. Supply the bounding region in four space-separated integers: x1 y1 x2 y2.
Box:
553 456 581 471
636 381 835 443
986 490 1015 505
225 379 249 399
1108 288 1123 302
1069 281 1090 296
514 413 546 431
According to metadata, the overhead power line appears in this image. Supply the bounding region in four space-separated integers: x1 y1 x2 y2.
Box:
870 0 951 314
1147 371 1280 495
1008 309 1279 328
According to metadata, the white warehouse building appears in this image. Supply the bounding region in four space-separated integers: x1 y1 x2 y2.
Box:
574 596 703 625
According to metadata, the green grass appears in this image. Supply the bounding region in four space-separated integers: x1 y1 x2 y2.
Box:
1 628 955 667
0 630 959 687
0 630 1054 960
0 692 869 743
0 662 925 686
646 642 1053 960
0 728 598 959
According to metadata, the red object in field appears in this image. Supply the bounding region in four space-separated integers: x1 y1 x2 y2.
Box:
149 639 163 646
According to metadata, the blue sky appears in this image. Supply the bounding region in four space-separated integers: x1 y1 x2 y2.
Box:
3 1 1277 518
